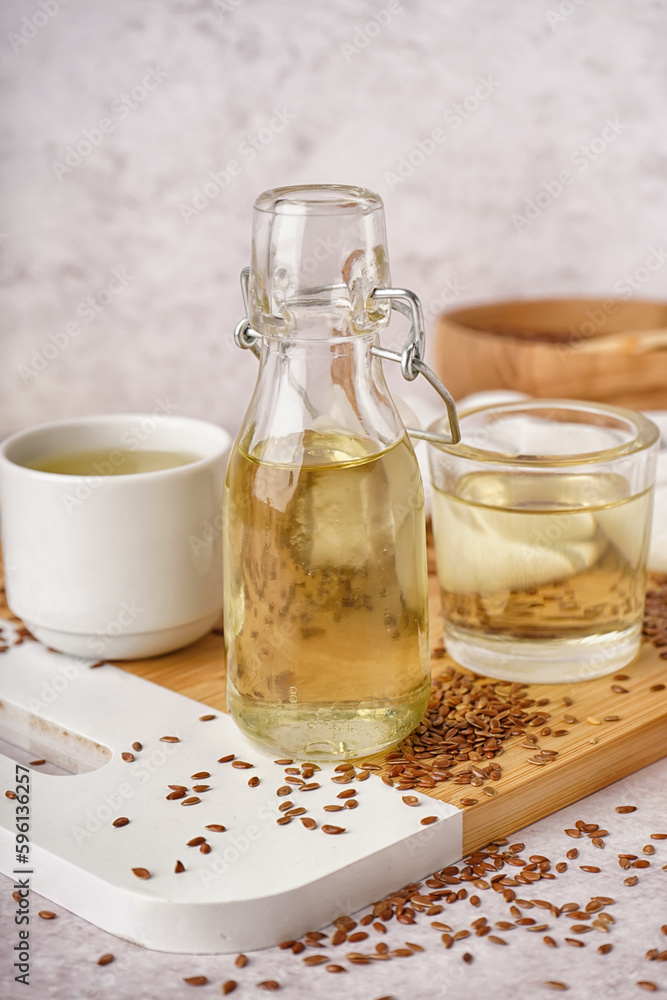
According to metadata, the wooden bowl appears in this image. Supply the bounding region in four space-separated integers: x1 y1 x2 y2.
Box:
433 298 667 410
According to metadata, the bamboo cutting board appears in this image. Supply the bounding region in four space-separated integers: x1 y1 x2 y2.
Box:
79 559 667 857
1 553 665 862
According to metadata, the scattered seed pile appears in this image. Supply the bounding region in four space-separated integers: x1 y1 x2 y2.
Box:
367 665 558 801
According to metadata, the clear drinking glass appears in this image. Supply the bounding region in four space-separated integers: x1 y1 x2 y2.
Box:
223 185 431 759
428 399 660 683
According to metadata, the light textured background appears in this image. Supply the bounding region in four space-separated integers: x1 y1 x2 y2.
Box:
1 0 667 440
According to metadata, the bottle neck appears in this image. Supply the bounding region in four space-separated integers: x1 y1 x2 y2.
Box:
238 333 406 467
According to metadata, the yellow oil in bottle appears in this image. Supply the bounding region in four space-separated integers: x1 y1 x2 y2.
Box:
223 430 430 759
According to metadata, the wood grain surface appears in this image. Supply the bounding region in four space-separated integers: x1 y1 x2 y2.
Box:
1 548 665 856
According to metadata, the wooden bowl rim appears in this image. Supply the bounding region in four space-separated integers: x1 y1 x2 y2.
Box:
439 297 667 344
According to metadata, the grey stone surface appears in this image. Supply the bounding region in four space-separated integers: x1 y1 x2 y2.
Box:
1 0 667 438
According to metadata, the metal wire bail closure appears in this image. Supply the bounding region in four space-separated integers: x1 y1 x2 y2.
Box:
232 269 461 446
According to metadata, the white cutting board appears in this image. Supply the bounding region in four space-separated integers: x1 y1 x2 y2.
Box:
0 619 462 954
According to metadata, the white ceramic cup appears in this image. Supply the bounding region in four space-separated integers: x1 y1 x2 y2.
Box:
0 414 231 659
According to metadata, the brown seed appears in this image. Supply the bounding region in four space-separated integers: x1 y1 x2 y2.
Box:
132 868 150 879
174 860 185 873
487 935 507 945
611 686 628 694
420 816 438 826
460 797 478 806
544 936 557 948
192 785 210 793
276 816 292 826
357 770 370 781
222 981 237 995
191 771 210 779
322 825 345 835
234 954 247 968
543 984 568 992
257 981 281 991
566 848 578 859
112 817 129 828
167 790 186 800
603 716 620 722
160 736 180 743
344 799 358 809
183 976 208 986
462 952 474 964
248 776 260 788
188 837 206 847
580 866 600 873
337 788 357 799
598 943 613 954
121 752 135 762
97 953 114 965
402 795 419 806
276 786 291 797
231 761 252 769
651 834 667 840
302 955 329 966
323 804 343 812
198 714 216 721
325 964 346 973
217 754 235 763
38 911 57 919
556 863 567 873
181 797 201 806
643 845 656 855
637 984 658 993
131 742 143 752
300 817 317 830
29 759 46 765
616 805 637 813
632 860 651 869
650 684 666 692
274 758 293 765
624 875 639 886
199 843 211 854
205 824 226 832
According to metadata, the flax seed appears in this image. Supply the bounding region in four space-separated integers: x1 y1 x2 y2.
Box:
543 984 568 992
598 943 613 954
231 761 252 769
97 953 114 965
131 742 142 751
420 816 438 826
322 825 345 834
256 981 281 990
112 817 129 827
38 911 56 919
205 824 226 832
132 868 150 879
222 982 237 995
121 752 134 762
181 797 200 806
217 754 235 763
160 736 179 743
183 976 207 986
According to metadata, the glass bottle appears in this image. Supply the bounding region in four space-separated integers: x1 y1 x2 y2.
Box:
223 184 454 760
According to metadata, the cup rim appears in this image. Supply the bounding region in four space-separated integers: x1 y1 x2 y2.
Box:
427 398 660 467
0 413 232 481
